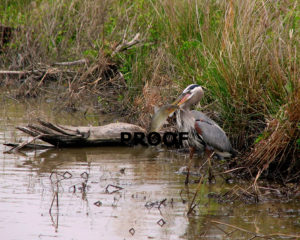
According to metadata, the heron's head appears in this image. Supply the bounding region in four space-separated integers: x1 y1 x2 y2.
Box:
173 84 204 110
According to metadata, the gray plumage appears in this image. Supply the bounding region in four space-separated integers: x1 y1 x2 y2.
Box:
191 110 233 153
193 111 233 153
175 84 235 157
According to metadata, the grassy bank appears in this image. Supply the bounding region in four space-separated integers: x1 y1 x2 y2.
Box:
1 0 299 181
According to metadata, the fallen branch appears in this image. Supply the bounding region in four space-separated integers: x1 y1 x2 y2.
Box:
53 59 87 66
0 70 29 75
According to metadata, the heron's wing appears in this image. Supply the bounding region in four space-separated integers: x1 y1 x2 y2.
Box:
191 110 218 125
194 119 232 152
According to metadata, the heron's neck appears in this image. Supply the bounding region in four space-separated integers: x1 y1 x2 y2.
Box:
180 104 192 111
176 109 194 132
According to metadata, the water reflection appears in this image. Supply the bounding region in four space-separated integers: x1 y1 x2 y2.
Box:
27 147 159 173
1 143 192 239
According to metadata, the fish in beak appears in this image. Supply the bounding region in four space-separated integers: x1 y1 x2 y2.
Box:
150 104 178 132
172 92 191 106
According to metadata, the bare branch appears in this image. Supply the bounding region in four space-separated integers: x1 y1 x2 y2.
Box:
112 33 140 57
53 59 87 66
4 134 47 153
0 70 28 75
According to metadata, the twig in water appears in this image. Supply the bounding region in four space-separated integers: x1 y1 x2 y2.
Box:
4 134 47 153
179 189 187 204
129 228 135 236
187 175 204 215
63 171 72 179
211 220 300 239
69 185 76 193
158 198 167 209
105 184 124 194
94 201 102 207
80 172 89 180
157 218 166 227
145 198 168 210
211 220 260 236
253 169 263 196
49 172 59 232
219 167 246 174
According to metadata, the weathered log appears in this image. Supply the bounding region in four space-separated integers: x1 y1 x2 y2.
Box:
9 119 146 149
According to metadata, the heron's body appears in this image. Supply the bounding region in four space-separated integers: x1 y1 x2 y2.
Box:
173 84 235 158
150 84 236 184
177 109 234 157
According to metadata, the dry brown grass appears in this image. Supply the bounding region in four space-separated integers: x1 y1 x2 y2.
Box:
244 88 299 182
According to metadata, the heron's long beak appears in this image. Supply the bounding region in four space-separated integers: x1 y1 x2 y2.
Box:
172 93 191 106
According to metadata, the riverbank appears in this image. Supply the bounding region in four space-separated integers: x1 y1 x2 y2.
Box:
1 0 299 183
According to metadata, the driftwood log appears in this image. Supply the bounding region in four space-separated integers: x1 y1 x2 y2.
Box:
5 119 146 152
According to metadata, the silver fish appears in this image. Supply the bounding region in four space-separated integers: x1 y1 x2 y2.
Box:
150 104 178 132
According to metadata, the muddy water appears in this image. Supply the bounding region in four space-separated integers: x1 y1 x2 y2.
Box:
1 98 300 240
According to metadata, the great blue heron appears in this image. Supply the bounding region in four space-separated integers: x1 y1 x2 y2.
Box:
172 84 236 184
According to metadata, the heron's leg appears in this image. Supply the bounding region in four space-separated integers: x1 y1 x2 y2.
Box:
206 150 215 183
185 147 195 185
189 147 195 159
